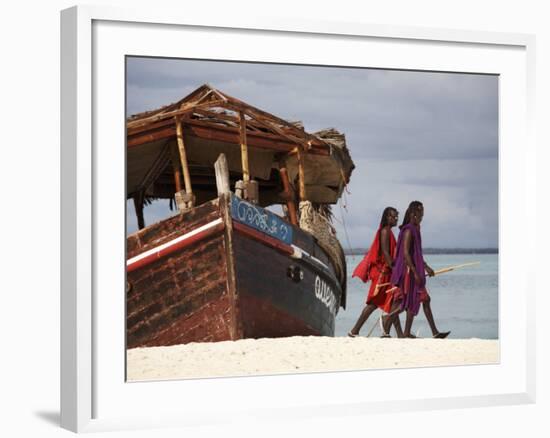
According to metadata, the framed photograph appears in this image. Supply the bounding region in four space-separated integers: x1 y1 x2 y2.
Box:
61 5 536 433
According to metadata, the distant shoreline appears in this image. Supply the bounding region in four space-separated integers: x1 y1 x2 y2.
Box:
345 248 499 256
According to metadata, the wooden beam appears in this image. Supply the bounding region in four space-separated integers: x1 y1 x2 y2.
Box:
127 85 328 149
138 143 170 193
296 146 306 202
219 193 242 339
154 173 279 188
128 127 176 148
127 117 174 136
239 112 250 183
169 143 182 193
128 109 249 137
128 121 291 151
224 102 304 146
133 191 145 230
176 118 194 209
127 118 331 156
216 91 325 146
192 108 264 132
127 99 226 130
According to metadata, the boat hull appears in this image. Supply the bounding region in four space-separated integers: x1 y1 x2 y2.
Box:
126 194 343 348
233 224 339 338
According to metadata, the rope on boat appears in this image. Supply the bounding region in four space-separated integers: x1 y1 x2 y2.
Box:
338 194 355 257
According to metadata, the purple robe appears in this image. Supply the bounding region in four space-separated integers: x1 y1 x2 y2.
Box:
390 223 425 316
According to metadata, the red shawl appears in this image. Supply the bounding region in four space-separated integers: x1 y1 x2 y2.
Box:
352 227 396 283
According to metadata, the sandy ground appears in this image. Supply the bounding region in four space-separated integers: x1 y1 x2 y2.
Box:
126 336 499 381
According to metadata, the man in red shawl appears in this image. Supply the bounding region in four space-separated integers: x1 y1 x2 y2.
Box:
348 207 403 337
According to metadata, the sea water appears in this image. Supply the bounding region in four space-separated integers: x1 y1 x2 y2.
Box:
336 254 498 339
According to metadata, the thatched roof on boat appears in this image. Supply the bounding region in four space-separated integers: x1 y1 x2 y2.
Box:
127 84 355 207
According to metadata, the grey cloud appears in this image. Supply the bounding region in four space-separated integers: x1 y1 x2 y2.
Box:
126 57 498 248
331 157 497 248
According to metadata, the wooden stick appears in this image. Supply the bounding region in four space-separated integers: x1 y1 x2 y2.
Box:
365 313 381 338
372 269 387 296
175 118 193 205
279 167 298 225
377 261 481 291
239 112 250 183
433 262 480 275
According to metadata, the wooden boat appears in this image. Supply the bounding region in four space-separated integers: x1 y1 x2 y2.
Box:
126 85 355 348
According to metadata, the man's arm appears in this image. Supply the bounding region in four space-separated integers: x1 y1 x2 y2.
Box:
380 227 393 269
424 260 435 277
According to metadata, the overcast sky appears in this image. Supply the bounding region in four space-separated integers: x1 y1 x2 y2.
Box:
126 57 498 249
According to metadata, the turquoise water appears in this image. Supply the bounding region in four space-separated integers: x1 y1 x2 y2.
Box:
336 254 499 339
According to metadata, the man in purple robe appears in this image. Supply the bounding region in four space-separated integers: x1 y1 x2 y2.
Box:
382 201 450 339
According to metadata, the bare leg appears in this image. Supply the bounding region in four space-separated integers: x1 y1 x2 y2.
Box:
350 303 378 335
392 315 404 338
382 301 402 335
422 296 450 338
403 311 415 337
422 296 438 335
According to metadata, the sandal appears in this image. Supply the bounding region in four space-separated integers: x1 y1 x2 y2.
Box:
433 331 451 339
348 332 359 338
380 333 391 338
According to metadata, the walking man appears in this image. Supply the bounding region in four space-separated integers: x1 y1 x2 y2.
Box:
349 207 403 337
383 201 450 339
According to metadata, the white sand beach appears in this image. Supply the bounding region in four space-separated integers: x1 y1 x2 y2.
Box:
127 337 499 381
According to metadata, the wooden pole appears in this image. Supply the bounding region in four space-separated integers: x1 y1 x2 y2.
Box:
169 143 182 193
175 118 194 208
378 262 481 292
432 262 480 275
214 153 230 196
133 192 145 230
279 167 298 225
296 146 306 201
239 112 250 183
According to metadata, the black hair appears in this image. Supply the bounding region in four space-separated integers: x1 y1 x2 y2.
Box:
400 201 423 228
380 206 398 227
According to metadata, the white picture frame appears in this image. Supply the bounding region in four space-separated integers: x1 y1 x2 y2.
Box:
60 5 536 433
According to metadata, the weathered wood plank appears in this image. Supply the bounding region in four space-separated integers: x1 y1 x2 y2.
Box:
214 153 230 195
127 199 220 259
126 199 232 347
219 193 242 340
239 112 250 183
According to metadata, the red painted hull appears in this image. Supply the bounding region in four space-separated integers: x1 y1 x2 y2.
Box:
126 194 344 348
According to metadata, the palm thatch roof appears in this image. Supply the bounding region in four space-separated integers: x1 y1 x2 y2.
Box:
127 84 355 207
